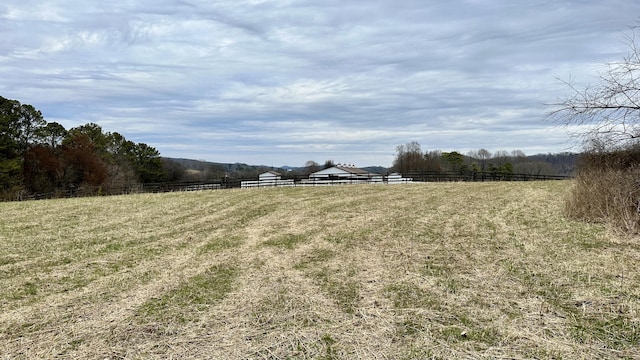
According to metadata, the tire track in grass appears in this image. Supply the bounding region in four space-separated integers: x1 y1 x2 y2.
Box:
169 189 404 359
0 192 228 307
0 230 234 357
105 191 340 358
0 192 255 358
72 191 298 357
64 190 285 358
1 209 228 320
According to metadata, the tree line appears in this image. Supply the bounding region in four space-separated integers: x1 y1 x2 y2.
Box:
390 141 575 177
0 96 167 200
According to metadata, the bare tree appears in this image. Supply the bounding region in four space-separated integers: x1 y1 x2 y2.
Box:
510 150 526 159
393 141 427 174
548 27 640 150
304 160 320 175
477 148 492 170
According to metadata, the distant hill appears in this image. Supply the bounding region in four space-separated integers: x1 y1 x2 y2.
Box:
164 158 268 173
523 152 578 176
363 166 389 174
162 158 293 182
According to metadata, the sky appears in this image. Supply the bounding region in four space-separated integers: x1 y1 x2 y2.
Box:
2 1 640 167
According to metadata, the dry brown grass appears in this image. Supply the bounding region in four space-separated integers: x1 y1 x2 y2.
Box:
565 150 640 234
0 182 639 359
565 166 640 234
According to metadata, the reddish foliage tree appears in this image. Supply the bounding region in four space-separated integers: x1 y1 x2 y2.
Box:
60 134 109 191
23 145 61 193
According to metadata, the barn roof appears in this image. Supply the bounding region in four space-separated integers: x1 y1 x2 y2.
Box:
334 166 369 175
310 166 379 177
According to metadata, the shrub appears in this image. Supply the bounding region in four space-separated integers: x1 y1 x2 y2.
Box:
565 149 640 234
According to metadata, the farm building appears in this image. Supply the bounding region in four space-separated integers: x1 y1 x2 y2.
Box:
308 165 381 183
259 171 282 181
241 170 294 188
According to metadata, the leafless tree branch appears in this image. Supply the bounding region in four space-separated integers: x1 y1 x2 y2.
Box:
547 26 640 150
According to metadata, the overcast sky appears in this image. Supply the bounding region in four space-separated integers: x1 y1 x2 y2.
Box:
2 1 639 167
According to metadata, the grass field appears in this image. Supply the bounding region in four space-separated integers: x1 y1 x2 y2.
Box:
0 181 639 359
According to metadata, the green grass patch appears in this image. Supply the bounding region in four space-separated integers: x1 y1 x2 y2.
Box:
0 256 19 266
571 313 640 348
199 235 244 253
294 248 336 270
262 233 308 249
308 266 360 314
138 263 238 323
323 228 373 247
385 281 440 309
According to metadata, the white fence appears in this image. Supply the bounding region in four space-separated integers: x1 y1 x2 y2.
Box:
240 179 296 188
299 179 411 186
299 179 370 186
241 176 412 188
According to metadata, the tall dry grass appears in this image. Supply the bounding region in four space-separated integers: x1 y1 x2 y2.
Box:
565 150 640 234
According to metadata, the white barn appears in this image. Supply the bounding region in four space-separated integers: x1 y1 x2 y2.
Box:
308 166 380 184
241 170 294 188
259 171 282 182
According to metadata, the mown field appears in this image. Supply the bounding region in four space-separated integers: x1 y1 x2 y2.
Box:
0 182 638 359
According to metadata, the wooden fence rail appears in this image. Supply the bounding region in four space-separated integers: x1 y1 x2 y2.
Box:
404 170 571 182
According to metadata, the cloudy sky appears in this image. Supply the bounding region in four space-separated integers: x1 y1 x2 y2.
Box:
2 1 639 167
